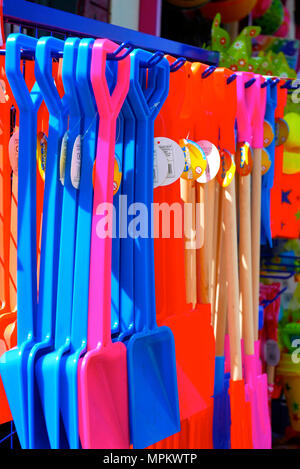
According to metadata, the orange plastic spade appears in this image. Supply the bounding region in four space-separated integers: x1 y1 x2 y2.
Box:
152 60 215 449
153 55 187 326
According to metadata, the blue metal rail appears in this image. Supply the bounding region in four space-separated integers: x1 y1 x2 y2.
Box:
3 0 219 65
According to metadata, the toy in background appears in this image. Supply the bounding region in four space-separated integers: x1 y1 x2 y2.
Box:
258 281 282 425
252 0 292 39
252 36 300 74
253 0 285 36
199 0 258 24
165 0 208 7
260 241 300 437
210 13 297 78
276 248 300 435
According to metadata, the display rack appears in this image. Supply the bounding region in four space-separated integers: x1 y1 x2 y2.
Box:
0 0 219 448
2 0 219 65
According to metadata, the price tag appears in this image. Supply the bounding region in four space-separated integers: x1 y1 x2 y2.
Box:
155 137 185 186
196 140 220 183
275 117 289 146
8 128 19 174
153 142 168 189
263 120 274 148
59 131 68 185
36 132 48 182
236 142 253 176
71 135 82 189
261 148 271 175
180 138 207 181
217 149 236 187
113 153 122 195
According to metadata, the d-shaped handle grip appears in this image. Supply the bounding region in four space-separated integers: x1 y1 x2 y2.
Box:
128 48 169 121
35 36 65 116
76 38 97 118
5 33 41 111
91 38 130 120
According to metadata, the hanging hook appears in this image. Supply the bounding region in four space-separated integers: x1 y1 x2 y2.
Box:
261 78 272 88
280 79 292 89
245 77 256 88
107 41 134 61
141 50 165 68
271 77 280 88
260 287 287 309
227 73 237 84
170 57 186 72
201 65 216 78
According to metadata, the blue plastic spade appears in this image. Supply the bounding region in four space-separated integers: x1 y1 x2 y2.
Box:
212 356 231 449
261 81 277 247
0 33 43 449
111 101 124 337
58 38 98 449
118 97 136 342
117 63 161 344
126 49 180 449
35 37 82 449
27 35 67 449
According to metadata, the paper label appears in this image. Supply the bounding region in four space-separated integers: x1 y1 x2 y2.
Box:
92 155 122 194
8 129 19 174
216 149 236 187
236 142 253 176
59 131 68 185
263 120 274 148
275 117 289 146
71 134 82 189
113 153 122 195
36 132 47 182
180 139 207 181
153 142 168 189
196 140 220 183
155 137 185 186
261 148 271 175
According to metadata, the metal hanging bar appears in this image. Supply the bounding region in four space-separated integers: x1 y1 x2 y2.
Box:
2 0 219 65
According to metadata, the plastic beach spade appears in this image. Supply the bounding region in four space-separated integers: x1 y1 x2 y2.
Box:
35 37 83 449
125 49 180 449
0 33 43 449
26 36 67 450
60 38 98 449
78 38 130 449
118 97 135 342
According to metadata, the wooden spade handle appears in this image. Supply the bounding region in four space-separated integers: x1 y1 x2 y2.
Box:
223 178 243 381
181 178 197 307
251 148 262 341
196 181 214 306
206 179 216 306
211 182 220 322
214 187 228 356
196 182 208 305
239 173 254 356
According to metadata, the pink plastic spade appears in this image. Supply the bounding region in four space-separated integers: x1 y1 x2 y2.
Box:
77 38 130 449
